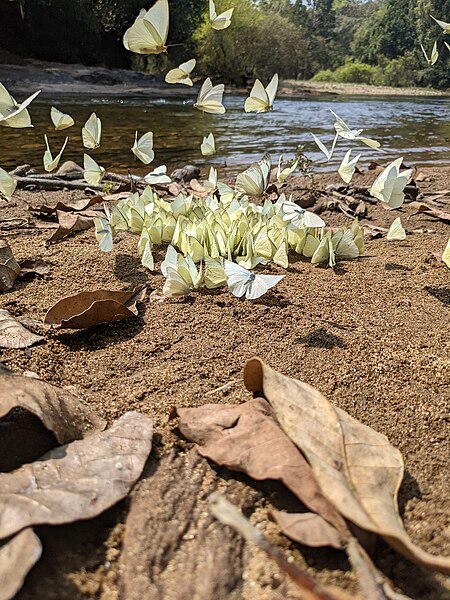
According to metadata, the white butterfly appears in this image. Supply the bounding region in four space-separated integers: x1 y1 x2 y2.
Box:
194 78 226 114
50 106 74 131
94 216 113 253
244 74 278 113
82 112 102 149
0 167 16 199
430 14 450 34
369 157 412 209
330 109 382 151
282 200 326 228
123 0 169 54
0 83 40 128
235 153 271 197
201 132 216 156
209 0 234 30
311 132 338 161
144 165 171 185
386 217 406 241
203 166 218 193
277 155 298 183
224 259 284 300
132 131 154 164
83 154 105 186
338 149 361 184
163 267 191 297
445 41 450 52
421 41 439 65
165 58 196 86
43 135 69 172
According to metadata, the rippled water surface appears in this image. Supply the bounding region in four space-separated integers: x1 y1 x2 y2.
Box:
1 93 449 175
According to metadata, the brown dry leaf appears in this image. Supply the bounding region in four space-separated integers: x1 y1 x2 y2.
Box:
0 239 21 291
271 511 343 549
44 284 147 329
47 209 102 243
28 196 103 214
0 373 106 444
0 411 153 539
209 492 339 600
176 398 349 549
244 358 450 575
410 201 450 223
19 259 50 277
0 529 42 600
0 309 44 348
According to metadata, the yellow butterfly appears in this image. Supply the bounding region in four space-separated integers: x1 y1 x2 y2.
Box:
50 106 74 130
244 74 278 113
386 217 406 241
83 154 105 186
338 149 360 184
370 157 412 209
442 238 450 268
0 167 17 200
0 83 40 128
421 41 439 65
201 132 216 156
194 78 226 114
82 112 101 149
43 135 69 172
235 153 271 197
209 0 234 30
132 131 154 164
165 59 196 86
123 0 169 54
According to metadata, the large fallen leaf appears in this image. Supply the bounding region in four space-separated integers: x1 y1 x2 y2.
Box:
0 411 153 539
0 373 106 444
47 209 102 243
209 492 340 600
0 529 42 600
0 309 44 348
28 196 103 214
0 240 21 291
244 358 450 575
176 398 349 549
44 284 147 329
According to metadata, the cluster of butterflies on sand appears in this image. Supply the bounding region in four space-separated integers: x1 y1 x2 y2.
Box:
0 1 449 296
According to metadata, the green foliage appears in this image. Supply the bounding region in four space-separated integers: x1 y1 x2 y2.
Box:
194 0 308 84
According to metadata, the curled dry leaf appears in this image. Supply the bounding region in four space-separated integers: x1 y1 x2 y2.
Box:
0 309 44 348
409 201 450 223
176 398 349 549
209 492 339 600
0 239 21 291
0 529 42 600
0 411 153 539
244 358 450 575
47 209 102 243
44 284 147 329
0 372 106 444
28 196 103 214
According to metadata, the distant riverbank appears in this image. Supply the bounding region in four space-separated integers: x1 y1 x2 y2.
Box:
1 56 448 99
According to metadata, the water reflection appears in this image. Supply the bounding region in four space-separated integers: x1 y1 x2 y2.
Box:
1 94 449 175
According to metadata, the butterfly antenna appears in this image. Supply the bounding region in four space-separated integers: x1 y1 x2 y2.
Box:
128 169 136 193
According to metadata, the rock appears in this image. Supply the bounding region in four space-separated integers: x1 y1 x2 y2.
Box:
171 165 200 183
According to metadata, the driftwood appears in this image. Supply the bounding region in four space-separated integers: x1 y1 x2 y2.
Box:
16 176 103 192
119 449 298 600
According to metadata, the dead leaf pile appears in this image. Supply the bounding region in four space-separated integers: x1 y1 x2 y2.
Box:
0 372 153 599
176 358 450 598
44 284 147 329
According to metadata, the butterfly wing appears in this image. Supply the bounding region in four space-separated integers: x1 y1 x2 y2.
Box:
244 79 269 113
82 113 101 149
442 238 450 268
50 106 74 130
0 167 17 199
94 217 113 253
195 78 225 114
386 217 406 241
83 153 105 186
132 131 154 164
123 0 169 54
201 132 216 156
246 274 284 299
163 267 191 297
265 73 278 108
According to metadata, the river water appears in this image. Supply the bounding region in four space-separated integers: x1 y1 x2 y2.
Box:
1 94 449 176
